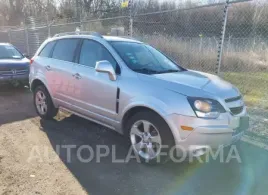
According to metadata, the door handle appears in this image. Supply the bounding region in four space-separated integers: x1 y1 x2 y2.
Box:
73 73 82 80
45 65 51 71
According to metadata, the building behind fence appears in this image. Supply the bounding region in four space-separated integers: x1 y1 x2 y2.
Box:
0 0 267 109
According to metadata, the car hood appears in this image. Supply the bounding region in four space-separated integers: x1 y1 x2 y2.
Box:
0 58 30 71
138 70 240 99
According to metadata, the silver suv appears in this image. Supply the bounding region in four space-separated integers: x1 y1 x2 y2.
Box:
30 32 249 164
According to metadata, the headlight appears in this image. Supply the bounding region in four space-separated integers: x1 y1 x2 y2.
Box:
187 97 226 119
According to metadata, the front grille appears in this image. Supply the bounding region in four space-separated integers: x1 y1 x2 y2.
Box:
230 106 244 115
225 95 242 103
225 95 244 115
0 69 29 76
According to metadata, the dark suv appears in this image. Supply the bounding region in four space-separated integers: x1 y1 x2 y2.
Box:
0 43 30 86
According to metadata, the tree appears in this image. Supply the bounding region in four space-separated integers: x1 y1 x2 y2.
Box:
0 0 58 26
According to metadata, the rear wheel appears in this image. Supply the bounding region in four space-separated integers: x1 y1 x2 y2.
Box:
126 111 175 165
34 85 58 120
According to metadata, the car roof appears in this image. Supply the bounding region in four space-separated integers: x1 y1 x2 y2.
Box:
49 35 142 44
103 36 141 43
0 43 12 46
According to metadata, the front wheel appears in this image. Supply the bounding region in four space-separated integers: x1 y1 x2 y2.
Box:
126 111 175 165
34 85 58 120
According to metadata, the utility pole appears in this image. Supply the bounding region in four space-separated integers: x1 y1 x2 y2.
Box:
128 0 133 37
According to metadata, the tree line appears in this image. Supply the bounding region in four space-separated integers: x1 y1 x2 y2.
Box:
0 0 267 38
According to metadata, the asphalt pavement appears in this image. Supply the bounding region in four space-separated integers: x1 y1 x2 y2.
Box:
1 86 267 195
40 115 268 195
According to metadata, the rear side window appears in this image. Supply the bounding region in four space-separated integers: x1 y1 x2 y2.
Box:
39 41 56 57
52 39 80 62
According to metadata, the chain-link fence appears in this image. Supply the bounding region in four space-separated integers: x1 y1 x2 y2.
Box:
222 0 268 112
0 0 267 112
0 16 130 57
132 4 225 73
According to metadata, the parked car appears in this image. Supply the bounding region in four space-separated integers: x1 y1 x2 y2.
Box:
29 32 249 164
0 43 30 86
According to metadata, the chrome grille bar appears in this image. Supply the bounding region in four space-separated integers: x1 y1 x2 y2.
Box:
225 95 244 115
0 69 29 76
225 95 242 103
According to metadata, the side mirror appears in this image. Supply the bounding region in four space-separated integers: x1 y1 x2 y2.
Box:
23 53 30 59
95 60 117 81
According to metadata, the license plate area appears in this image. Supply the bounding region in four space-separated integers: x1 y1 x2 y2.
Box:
232 116 249 136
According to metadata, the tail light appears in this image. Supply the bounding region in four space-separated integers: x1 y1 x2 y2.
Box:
30 58 34 65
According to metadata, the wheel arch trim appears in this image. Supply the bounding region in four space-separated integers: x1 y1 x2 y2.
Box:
119 96 184 142
30 77 57 107
120 98 170 131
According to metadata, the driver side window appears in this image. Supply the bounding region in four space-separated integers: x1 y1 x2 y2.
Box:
79 40 117 70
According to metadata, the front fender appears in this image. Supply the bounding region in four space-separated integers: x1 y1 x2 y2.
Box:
117 92 196 140
120 96 170 120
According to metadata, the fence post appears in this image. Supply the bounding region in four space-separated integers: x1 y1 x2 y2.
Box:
128 0 133 37
80 20 84 31
130 18 133 37
46 14 51 37
7 29 11 43
199 35 203 52
227 34 231 54
48 23 51 37
216 0 230 75
25 24 30 56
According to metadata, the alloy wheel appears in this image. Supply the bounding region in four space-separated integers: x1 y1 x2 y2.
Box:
130 120 162 160
35 91 48 115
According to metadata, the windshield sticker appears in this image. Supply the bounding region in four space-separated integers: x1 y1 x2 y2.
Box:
125 53 138 64
129 56 137 64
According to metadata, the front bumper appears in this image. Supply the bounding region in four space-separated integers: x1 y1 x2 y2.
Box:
166 108 249 153
0 74 29 83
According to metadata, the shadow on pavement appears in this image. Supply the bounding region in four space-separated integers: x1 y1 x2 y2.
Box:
38 115 268 195
1 84 268 194
0 84 37 125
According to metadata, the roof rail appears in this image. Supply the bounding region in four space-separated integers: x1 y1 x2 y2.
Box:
120 36 139 41
53 31 103 38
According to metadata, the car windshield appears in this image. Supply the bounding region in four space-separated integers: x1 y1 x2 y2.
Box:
110 41 184 74
0 45 23 59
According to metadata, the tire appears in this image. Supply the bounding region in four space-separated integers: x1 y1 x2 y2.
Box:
33 85 58 120
126 111 175 165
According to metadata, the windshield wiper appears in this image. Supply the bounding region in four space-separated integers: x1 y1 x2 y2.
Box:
132 68 161 74
158 69 180 74
133 68 180 75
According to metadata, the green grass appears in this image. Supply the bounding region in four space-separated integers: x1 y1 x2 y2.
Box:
223 72 268 109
